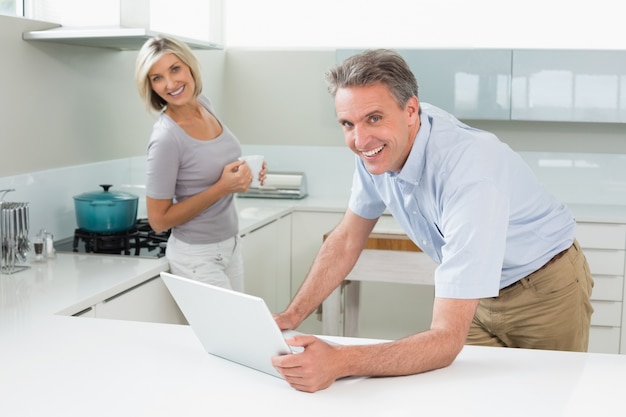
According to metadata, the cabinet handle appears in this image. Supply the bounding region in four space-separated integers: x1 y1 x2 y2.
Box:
102 276 159 303
241 219 277 237
73 306 93 316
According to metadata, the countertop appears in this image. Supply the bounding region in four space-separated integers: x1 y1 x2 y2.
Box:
2 311 625 416
568 203 626 223
235 196 626 229
0 254 169 334
1 197 626 416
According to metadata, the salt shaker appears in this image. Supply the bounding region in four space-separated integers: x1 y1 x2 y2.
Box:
45 232 56 259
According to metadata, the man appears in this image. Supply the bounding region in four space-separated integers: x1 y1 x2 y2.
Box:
272 49 593 393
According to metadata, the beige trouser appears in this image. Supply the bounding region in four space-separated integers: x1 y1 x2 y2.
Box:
466 240 594 352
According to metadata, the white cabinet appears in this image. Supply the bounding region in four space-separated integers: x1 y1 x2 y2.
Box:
90 276 187 325
400 49 512 120
290 210 344 334
339 48 626 123
240 213 292 313
576 222 626 354
511 50 626 123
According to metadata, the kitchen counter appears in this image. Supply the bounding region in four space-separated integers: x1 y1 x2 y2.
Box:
568 203 626 223
0 254 169 334
235 195 349 234
2 198 626 416
2 311 625 416
235 197 626 233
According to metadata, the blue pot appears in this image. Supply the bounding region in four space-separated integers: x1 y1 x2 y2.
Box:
73 185 139 233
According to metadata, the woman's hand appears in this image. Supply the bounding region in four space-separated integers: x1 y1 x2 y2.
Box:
220 160 253 194
258 161 268 186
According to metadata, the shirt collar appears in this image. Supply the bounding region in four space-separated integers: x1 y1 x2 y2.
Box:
389 111 431 186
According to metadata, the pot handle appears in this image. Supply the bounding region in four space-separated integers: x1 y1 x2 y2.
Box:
100 184 112 192
90 200 116 206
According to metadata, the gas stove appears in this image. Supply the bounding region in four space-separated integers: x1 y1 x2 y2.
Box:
54 218 170 259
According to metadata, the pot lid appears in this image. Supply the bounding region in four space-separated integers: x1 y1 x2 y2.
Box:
73 184 138 201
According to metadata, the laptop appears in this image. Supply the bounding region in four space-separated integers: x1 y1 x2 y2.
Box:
160 271 304 379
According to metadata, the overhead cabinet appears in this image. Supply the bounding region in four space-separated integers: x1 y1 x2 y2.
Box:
337 49 626 123
337 48 511 120
399 49 512 120
511 50 626 123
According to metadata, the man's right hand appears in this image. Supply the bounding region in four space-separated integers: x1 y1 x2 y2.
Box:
274 310 300 331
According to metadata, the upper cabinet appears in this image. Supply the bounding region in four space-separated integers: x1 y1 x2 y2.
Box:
511 50 626 123
337 49 511 120
337 49 626 123
400 49 512 120
22 0 223 51
23 27 221 51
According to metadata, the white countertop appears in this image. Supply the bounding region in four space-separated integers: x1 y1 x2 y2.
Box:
1 197 626 416
568 203 626 223
1 313 625 416
0 254 169 334
235 197 626 233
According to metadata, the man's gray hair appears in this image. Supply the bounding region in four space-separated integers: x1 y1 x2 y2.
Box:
324 49 419 109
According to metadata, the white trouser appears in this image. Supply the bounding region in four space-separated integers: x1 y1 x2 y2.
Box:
165 234 244 292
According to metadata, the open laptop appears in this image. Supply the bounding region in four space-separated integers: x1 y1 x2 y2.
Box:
160 271 304 379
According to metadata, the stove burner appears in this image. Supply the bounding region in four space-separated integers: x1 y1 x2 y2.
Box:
73 227 139 255
72 219 170 257
135 218 170 256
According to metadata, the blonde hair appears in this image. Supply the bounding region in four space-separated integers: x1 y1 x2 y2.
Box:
135 35 203 112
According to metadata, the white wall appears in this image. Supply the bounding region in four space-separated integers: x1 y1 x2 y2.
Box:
0 15 225 177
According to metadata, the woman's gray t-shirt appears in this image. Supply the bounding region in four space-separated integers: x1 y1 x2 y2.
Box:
145 96 241 244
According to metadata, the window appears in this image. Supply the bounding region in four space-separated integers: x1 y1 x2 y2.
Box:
0 0 23 16
223 0 626 49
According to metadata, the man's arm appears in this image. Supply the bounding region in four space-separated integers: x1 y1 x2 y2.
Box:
275 209 378 330
273 297 479 392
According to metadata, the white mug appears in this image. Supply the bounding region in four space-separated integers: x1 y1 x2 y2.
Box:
238 155 264 188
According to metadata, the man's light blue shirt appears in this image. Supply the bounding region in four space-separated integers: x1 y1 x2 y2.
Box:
348 103 575 299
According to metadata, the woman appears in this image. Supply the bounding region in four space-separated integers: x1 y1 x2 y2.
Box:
135 35 266 291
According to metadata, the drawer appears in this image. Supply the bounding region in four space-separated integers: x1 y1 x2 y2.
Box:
588 326 621 354
584 249 625 276
576 222 626 250
590 300 622 327
590 275 624 302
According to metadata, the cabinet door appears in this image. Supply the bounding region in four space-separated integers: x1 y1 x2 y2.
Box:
337 49 512 120
95 276 187 324
576 221 626 354
401 49 512 120
512 50 626 122
241 213 292 313
291 210 344 334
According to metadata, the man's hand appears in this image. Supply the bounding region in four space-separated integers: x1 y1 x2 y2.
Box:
271 335 342 393
273 310 299 332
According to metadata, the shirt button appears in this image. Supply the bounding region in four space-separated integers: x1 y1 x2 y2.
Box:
422 240 428 246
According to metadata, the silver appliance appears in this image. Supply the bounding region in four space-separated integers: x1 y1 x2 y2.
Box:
238 171 308 200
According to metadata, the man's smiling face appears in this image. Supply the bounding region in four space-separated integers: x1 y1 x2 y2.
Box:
335 83 420 175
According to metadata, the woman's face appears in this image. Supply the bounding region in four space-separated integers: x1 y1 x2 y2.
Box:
148 53 195 108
